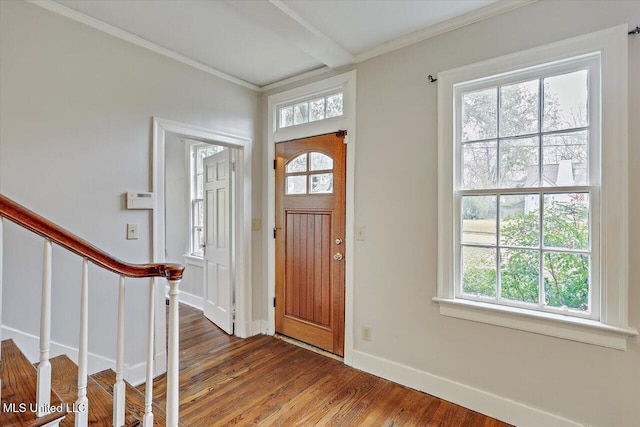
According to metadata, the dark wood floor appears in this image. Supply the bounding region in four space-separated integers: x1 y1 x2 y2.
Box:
139 304 511 426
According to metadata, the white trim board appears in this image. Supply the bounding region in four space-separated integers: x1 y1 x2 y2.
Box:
351 350 582 427
1 325 154 386
153 118 254 353
27 0 259 91
28 0 536 92
179 290 204 311
265 70 357 366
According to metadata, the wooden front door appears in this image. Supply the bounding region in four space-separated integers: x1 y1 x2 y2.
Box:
275 132 346 356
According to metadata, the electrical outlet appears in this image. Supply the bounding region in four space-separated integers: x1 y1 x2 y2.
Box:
252 218 261 231
127 223 139 240
362 326 372 341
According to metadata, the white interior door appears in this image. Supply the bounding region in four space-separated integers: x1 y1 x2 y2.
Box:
203 149 234 334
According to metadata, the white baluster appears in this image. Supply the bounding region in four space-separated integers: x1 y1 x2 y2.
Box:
113 276 125 427
0 218 4 401
166 279 180 427
142 278 155 427
75 259 89 427
37 239 52 417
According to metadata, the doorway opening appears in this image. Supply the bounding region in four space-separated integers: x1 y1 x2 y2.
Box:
274 132 346 356
153 117 253 375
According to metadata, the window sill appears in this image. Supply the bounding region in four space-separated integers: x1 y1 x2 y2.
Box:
432 297 637 350
183 254 204 267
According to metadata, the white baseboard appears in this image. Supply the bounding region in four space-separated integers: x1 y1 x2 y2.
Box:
1 325 160 386
351 350 581 427
251 319 268 336
179 290 204 310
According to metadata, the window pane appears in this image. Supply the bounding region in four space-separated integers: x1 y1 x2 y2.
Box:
544 252 589 311
286 154 307 173
462 88 497 142
462 246 497 297
326 93 343 118
286 175 307 194
543 193 589 250
500 80 539 137
196 173 203 199
193 226 204 256
463 140 497 189
310 173 333 193
542 131 588 186
462 195 496 245
280 106 293 128
500 194 539 247
499 137 539 188
309 98 325 122
294 102 309 125
193 200 203 227
309 152 333 171
543 70 588 132
500 249 539 304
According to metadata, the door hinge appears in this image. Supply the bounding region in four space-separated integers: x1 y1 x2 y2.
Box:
273 227 277 239
273 159 277 170
231 162 236 172
232 304 236 321
273 297 276 307
336 130 348 138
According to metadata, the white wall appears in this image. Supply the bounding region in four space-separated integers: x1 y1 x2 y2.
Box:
0 1 259 375
263 1 639 426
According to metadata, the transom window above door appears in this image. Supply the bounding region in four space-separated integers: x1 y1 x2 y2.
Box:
278 92 343 129
285 152 334 195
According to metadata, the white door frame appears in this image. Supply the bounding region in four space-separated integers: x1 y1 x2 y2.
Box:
152 117 253 374
265 70 356 365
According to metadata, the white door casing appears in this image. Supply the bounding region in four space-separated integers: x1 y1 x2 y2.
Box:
203 149 234 334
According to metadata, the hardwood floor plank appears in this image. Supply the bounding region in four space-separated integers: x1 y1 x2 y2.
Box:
138 304 512 427
0 339 66 427
49 355 139 427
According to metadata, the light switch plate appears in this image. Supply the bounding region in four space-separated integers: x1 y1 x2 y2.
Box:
356 226 366 241
127 224 139 240
252 218 261 231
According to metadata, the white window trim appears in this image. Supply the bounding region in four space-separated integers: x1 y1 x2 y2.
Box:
266 70 356 365
435 25 637 350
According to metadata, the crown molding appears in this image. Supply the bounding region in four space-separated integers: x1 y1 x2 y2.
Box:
27 0 261 92
354 0 538 63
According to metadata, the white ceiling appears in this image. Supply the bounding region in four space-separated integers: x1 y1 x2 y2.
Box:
48 0 529 89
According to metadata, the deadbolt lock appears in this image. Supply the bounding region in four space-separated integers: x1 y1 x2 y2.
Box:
333 252 344 261
335 238 343 245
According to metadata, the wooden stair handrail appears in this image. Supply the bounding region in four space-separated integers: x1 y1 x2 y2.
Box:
0 194 184 281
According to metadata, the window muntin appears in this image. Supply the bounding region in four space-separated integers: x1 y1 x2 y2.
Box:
189 143 224 257
284 151 334 195
455 59 599 319
278 93 343 129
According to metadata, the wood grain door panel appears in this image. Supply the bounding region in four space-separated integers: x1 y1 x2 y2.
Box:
275 132 346 356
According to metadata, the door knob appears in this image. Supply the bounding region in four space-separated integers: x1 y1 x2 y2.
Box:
333 252 344 261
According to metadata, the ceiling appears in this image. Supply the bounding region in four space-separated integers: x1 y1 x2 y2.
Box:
47 0 531 90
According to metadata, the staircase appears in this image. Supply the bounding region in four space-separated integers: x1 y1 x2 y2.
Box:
0 195 184 426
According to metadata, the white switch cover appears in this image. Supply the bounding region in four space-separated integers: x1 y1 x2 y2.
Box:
252 218 261 231
127 224 139 240
356 226 366 241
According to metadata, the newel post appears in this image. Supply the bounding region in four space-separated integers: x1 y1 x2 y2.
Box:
166 278 181 426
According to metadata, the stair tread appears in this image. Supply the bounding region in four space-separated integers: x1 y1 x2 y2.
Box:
91 369 168 426
50 355 139 427
1 339 67 427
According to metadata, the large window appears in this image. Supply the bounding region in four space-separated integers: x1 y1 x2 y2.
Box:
435 26 636 349
457 60 598 319
189 143 223 257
